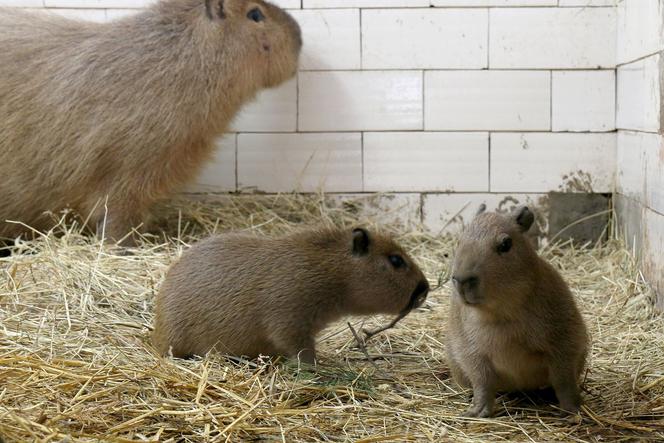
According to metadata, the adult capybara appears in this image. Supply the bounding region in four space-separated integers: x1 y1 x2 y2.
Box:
0 0 301 242
152 227 430 364
446 205 589 417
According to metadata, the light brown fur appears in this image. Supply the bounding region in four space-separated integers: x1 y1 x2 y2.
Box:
152 226 430 364
446 206 589 417
0 0 301 242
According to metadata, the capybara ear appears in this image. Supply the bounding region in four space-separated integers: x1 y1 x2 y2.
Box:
476 203 487 216
352 228 370 256
205 0 225 20
514 206 535 232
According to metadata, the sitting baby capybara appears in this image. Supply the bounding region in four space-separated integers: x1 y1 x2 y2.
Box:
0 0 301 242
446 205 589 417
152 227 430 364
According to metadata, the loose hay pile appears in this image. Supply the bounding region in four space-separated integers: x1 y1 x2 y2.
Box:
1 194 663 442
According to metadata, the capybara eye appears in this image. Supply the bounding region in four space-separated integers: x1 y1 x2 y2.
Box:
388 254 406 269
247 8 265 22
497 237 513 254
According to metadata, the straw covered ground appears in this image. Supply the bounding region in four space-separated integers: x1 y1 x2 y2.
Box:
1 194 663 442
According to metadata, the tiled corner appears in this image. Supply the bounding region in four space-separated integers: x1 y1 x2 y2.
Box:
616 54 662 133
617 0 664 65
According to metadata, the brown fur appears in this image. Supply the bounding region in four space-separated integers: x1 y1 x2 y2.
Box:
446 206 589 417
0 0 301 242
152 226 430 364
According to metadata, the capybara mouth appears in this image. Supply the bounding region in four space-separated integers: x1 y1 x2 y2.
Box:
405 279 430 313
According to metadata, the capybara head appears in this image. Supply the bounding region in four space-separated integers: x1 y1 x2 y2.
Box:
201 0 302 88
344 228 430 316
452 205 538 311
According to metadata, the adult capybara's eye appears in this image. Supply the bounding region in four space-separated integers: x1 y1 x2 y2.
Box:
247 8 265 22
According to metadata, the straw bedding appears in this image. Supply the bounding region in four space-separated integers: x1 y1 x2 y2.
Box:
1 194 662 442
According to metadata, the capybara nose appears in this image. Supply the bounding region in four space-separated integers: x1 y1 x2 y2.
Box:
453 275 479 296
409 279 430 310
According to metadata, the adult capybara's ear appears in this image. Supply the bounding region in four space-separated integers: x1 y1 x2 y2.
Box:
476 203 487 216
514 206 535 232
352 228 370 256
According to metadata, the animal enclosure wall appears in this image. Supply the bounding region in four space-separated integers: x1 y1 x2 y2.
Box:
2 0 661 304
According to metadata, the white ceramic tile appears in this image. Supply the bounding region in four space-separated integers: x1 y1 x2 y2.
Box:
188 135 237 193
422 193 547 234
231 78 297 132
491 133 616 193
237 133 362 192
644 134 664 214
299 71 423 131
431 1 554 5
304 0 428 7
0 0 43 6
105 8 140 20
490 7 616 69
44 0 153 6
327 194 422 229
616 54 662 133
362 8 487 69
364 132 489 192
290 9 360 70
616 131 649 203
271 0 300 8
47 7 106 21
643 208 664 308
617 0 664 65
425 71 550 131
559 0 614 5
552 71 616 132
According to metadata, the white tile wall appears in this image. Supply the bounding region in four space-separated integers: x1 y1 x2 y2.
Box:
231 78 297 133
616 54 662 133
361 8 488 69
299 71 423 131
422 193 547 234
291 9 361 71
616 0 664 65
188 135 237 193
490 7 616 69
363 132 489 192
237 133 363 193
3 0 625 225
491 133 616 193
552 71 616 133
616 131 649 202
432 1 555 5
425 71 550 131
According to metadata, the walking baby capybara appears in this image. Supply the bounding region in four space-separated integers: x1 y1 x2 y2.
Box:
152 227 430 364
0 0 301 242
446 205 589 417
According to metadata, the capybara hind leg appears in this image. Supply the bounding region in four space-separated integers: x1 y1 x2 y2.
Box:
95 206 144 246
550 360 582 414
